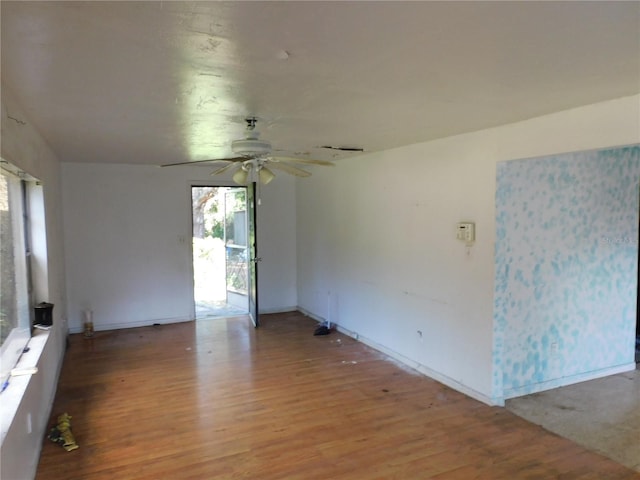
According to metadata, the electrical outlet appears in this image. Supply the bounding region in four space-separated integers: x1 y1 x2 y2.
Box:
550 342 558 355
26 413 32 434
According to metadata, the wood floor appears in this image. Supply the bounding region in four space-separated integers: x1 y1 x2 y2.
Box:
36 312 639 479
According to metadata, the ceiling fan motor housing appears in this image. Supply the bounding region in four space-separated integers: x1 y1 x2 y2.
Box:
231 138 272 156
232 125 272 156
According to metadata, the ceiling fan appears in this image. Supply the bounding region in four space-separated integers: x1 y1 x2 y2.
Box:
161 117 335 184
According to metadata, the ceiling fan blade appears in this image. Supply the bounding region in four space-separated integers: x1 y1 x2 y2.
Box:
272 156 335 166
210 162 240 176
268 162 311 177
160 157 246 167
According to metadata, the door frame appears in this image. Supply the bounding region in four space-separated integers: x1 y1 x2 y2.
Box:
189 182 258 324
247 182 259 327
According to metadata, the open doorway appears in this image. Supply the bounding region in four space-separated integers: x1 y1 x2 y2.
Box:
192 186 249 319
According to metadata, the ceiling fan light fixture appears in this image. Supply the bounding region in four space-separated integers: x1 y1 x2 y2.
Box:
233 166 250 185
259 166 275 185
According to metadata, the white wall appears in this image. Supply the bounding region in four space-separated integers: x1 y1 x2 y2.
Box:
1 84 68 480
296 95 640 405
62 164 297 332
255 184 298 313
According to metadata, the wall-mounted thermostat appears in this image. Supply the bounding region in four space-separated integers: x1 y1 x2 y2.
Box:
456 222 475 244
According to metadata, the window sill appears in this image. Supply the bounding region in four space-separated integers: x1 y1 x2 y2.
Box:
0 328 50 445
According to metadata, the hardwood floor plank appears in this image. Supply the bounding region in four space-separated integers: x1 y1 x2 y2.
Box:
35 312 639 479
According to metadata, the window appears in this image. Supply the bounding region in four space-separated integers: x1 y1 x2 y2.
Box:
0 163 34 385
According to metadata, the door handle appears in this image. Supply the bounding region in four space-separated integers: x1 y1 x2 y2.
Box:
253 257 262 263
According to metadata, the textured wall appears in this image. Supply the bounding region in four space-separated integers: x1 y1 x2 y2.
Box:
494 145 640 399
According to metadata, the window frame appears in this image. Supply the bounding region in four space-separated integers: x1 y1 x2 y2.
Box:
0 164 35 385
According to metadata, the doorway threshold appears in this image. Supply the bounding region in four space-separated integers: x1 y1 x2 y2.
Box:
196 300 248 319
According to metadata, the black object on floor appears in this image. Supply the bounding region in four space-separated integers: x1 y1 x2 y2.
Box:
314 325 330 336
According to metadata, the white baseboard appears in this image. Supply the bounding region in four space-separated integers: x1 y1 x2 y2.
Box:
259 306 298 315
67 315 193 334
67 307 301 334
298 307 498 406
501 362 637 401
297 307 326 323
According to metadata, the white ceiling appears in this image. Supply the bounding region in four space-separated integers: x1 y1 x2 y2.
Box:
2 1 639 166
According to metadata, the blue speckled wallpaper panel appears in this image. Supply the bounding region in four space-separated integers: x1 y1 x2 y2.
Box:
494 145 639 399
